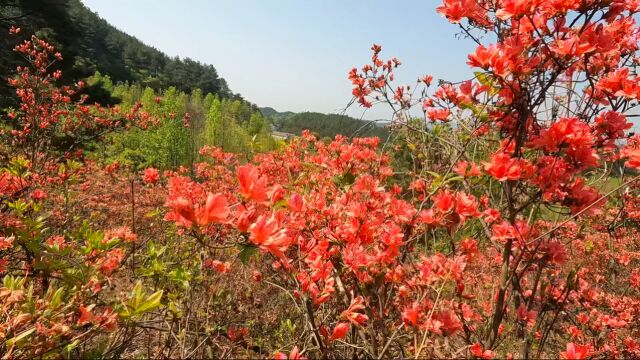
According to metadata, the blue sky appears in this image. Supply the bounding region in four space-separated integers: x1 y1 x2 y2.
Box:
82 0 476 120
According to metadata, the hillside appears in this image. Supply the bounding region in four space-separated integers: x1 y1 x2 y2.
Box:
0 2 385 140
261 107 390 139
0 0 234 108
0 2 388 140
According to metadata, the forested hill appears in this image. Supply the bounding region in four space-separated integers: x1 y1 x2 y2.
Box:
0 0 234 107
0 1 388 140
261 107 390 139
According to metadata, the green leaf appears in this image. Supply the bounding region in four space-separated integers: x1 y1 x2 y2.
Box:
64 339 80 354
50 287 65 309
425 170 443 179
272 199 288 210
444 176 464 184
168 267 191 289
144 209 162 218
6 328 35 347
474 71 500 96
341 172 356 186
474 71 492 86
237 243 259 265
136 290 163 314
130 281 145 310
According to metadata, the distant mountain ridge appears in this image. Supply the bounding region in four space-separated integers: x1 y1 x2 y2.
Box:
260 107 390 139
259 107 296 122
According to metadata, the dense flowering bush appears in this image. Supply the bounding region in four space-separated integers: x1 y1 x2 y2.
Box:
0 31 161 358
340 0 640 357
161 135 640 358
2 1 640 358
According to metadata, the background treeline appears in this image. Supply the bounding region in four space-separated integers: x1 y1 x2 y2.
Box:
0 0 235 110
92 73 275 170
261 107 390 139
0 0 391 165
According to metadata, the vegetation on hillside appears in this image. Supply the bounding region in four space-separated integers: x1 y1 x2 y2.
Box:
0 1 384 144
87 72 276 170
3 1 640 359
263 107 390 139
0 0 234 110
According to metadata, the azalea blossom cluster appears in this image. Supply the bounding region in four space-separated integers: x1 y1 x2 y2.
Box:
162 128 640 358
159 0 640 356
5 33 156 170
337 0 640 358
163 132 491 357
